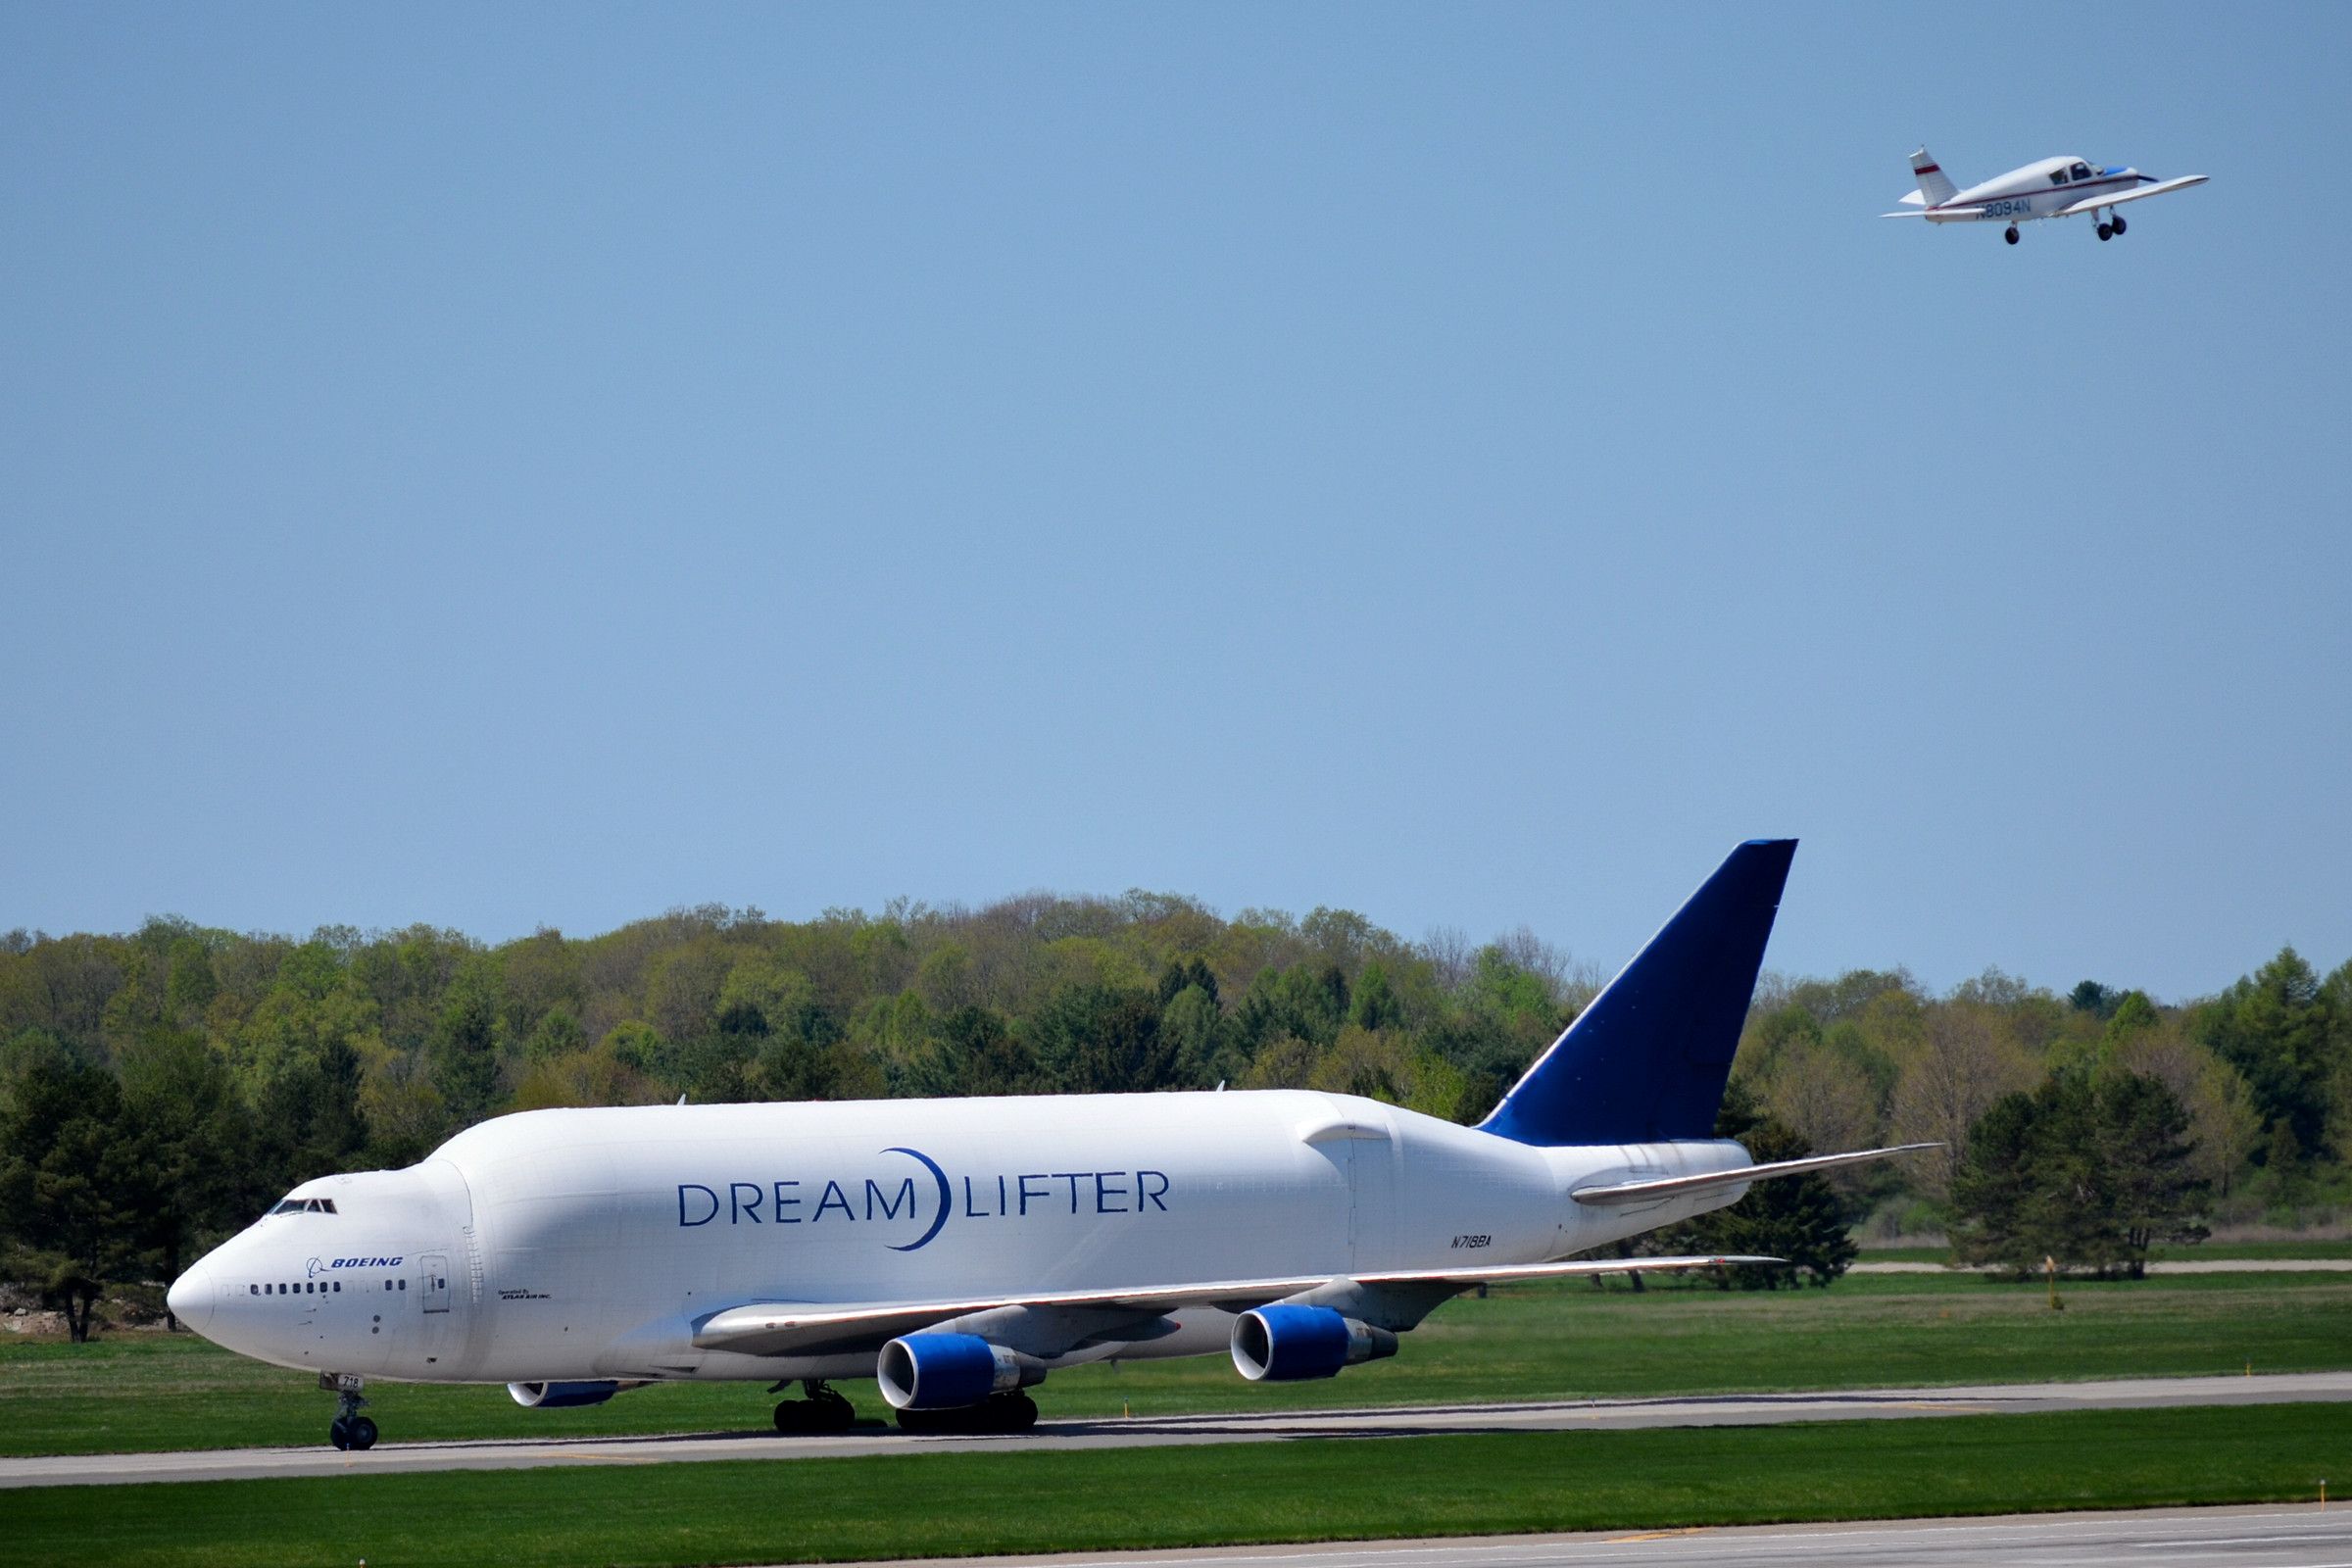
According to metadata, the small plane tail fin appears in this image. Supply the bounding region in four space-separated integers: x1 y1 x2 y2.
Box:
1478 840 1795 1147
1909 147 1957 207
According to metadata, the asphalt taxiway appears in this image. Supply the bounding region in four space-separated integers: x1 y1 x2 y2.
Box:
3 1371 2347 1489
809 1505 2352 1568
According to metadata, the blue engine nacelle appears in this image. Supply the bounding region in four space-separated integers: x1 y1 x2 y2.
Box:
876 1333 1047 1409
1230 1304 1399 1382
507 1380 625 1408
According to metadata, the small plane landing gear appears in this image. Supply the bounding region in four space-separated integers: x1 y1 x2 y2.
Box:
772 1378 856 1435
2004 225 2020 245
2097 221 2114 241
321 1374 377 1450
2112 214 2127 235
894 1392 1039 1436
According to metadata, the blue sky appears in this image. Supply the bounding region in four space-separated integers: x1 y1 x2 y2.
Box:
4 4 2346 1002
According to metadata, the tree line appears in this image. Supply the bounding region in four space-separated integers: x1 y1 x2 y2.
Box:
3 897 2347 1334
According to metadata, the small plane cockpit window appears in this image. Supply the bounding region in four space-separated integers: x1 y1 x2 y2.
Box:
2049 170 2070 185
2071 163 2092 180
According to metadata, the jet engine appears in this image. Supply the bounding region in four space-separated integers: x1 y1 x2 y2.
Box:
876 1333 1046 1409
507 1380 632 1408
1230 1304 1397 1382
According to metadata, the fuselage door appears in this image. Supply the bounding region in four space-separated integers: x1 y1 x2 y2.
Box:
1346 1125 1398 1272
420 1252 452 1314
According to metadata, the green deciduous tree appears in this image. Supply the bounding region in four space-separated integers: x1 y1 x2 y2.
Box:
1030 984 1173 1094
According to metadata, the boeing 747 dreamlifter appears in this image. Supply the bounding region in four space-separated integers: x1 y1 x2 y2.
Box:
168 839 1928 1448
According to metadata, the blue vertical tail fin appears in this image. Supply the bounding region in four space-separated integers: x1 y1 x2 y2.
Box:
1478 839 1796 1147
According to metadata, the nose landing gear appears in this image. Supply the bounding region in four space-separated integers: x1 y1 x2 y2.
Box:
771 1378 857 1435
2004 224 2020 245
321 1374 378 1450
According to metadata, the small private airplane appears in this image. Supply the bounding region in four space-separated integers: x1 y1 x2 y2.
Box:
1885 146 2208 245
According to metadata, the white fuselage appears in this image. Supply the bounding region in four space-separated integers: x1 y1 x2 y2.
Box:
172 1091 1750 1387
1929 154 2147 224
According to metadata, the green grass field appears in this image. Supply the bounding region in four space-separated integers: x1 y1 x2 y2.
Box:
1 1403 2343 1568
5 1270 2347 1457
1857 1240 2352 1263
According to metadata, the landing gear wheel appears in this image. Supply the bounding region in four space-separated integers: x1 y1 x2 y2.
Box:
324 1378 372 1450
893 1392 1038 1436
2112 215 2127 235
2097 222 2113 241
774 1379 857 1435
2004 225 2020 245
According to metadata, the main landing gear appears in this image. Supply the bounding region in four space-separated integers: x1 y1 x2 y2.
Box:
322 1374 378 1450
2004 224 2020 245
895 1392 1039 1435
772 1379 857 1435
2098 212 2130 241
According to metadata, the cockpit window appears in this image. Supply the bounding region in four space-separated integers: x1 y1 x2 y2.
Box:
2049 171 2068 185
268 1197 338 1215
2071 163 2091 180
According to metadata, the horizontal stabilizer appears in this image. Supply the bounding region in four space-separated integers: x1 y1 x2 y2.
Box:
691 1255 1779 1358
1570 1143 1939 1205
2055 173 2209 218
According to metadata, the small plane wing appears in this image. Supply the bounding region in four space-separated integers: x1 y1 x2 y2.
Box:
2056 173 2209 218
1570 1143 1939 1206
693 1254 1773 1357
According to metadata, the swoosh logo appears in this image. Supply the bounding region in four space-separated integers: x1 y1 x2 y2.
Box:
305 1256 323 1279
882 1147 952 1252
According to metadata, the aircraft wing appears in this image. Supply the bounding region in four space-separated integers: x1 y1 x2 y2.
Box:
2056 174 2209 217
692 1254 1773 1357
1569 1143 1939 1206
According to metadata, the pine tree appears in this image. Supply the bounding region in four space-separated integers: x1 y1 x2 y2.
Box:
1666 1082 1859 1289
1951 1069 2207 1279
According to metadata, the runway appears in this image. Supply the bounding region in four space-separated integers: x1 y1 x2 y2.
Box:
4 1371 2347 1489
811 1505 2352 1568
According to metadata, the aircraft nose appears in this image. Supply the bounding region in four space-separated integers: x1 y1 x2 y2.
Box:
167 1260 216 1333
